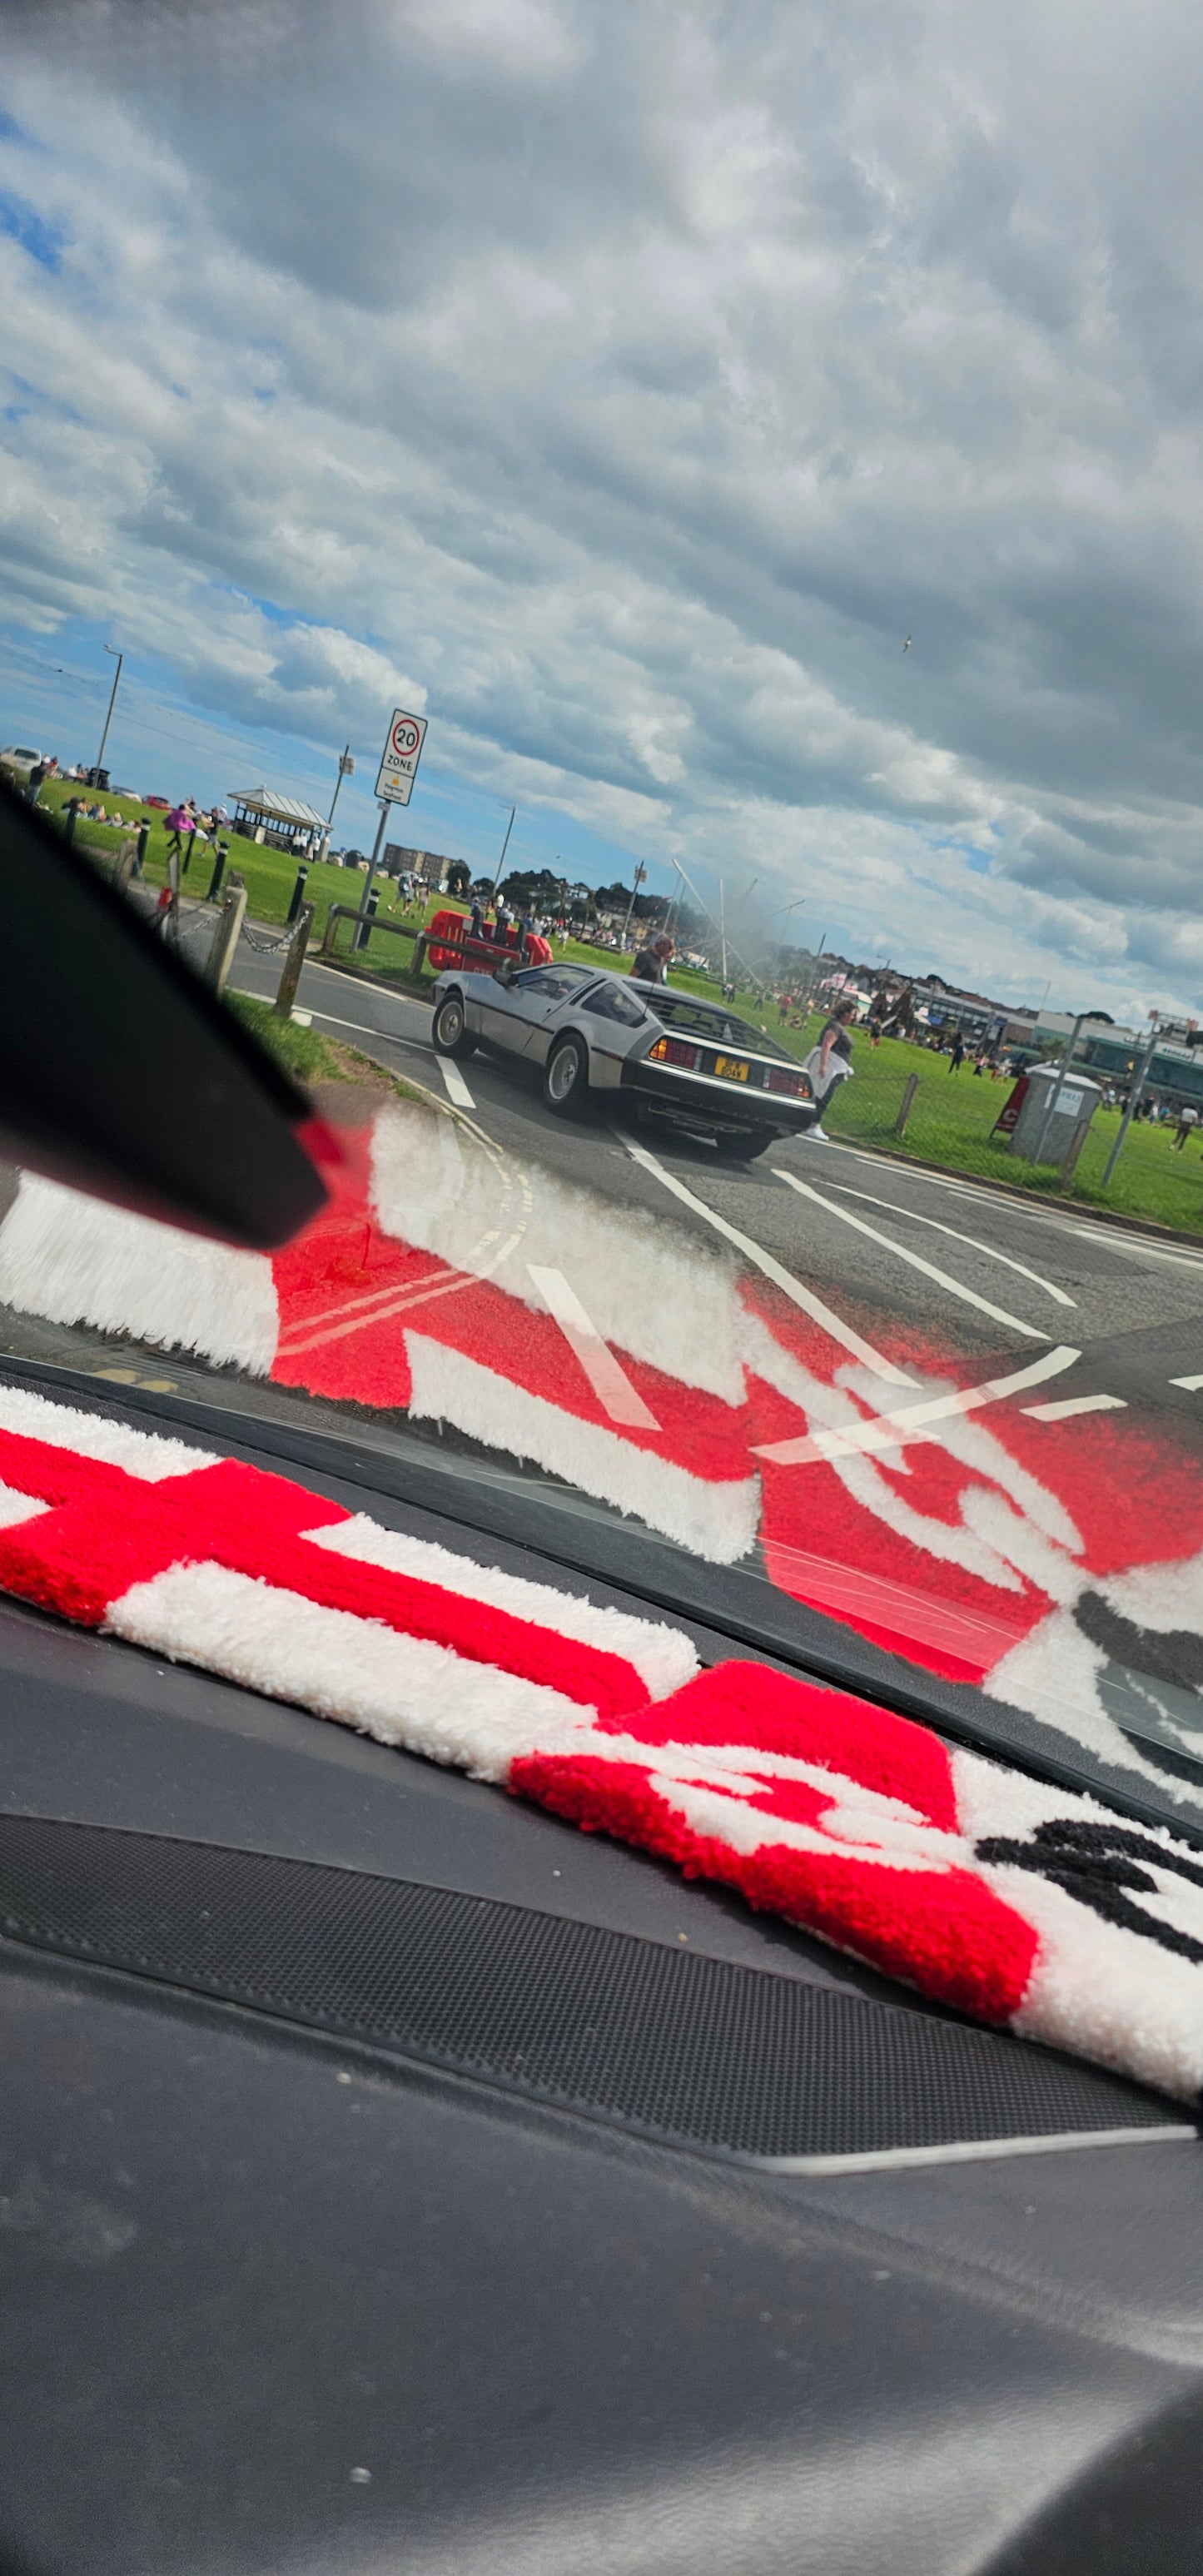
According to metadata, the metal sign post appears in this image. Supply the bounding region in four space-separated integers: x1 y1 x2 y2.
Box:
1102 1026 1159 1190
357 800 391 940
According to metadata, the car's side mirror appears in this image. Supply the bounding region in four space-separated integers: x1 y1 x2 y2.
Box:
0 774 327 1250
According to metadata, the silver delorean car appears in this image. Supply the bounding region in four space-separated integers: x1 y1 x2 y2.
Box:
430 961 815 1158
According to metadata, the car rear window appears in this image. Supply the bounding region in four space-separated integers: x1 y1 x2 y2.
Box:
643 992 792 1057
582 982 650 1026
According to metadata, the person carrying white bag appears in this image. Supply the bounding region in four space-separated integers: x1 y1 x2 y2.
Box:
802 997 855 1140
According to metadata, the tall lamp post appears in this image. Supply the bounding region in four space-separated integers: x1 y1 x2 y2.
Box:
490 805 516 896
94 645 123 782
325 743 355 854
620 863 648 950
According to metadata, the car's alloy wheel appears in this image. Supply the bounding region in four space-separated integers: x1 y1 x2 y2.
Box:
544 1036 587 1113
433 993 476 1059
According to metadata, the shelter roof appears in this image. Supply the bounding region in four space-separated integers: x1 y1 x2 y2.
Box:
230 786 326 828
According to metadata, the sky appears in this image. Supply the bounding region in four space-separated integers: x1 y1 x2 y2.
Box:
4 0 1203 1015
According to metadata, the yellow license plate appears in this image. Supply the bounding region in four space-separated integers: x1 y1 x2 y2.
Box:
713 1054 749 1082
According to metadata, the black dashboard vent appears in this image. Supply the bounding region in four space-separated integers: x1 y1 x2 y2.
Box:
0 1812 1184 2163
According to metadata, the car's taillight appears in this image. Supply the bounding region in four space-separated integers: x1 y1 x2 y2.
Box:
649 1035 700 1069
767 1066 809 1097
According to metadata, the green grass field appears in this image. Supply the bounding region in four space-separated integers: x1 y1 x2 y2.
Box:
779 1018 1203 1236
37 779 1201 1235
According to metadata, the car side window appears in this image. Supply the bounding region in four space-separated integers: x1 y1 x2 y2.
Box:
513 969 587 1001
580 984 649 1027
512 968 574 999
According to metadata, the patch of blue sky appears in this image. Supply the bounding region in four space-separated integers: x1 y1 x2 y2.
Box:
0 107 36 147
0 186 66 271
932 833 993 875
207 587 301 630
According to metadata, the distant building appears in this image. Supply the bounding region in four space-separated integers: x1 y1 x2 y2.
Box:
384 845 451 888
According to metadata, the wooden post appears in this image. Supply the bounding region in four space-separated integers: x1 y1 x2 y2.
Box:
894 1072 919 1138
206 881 246 997
274 903 314 1019
206 845 227 904
114 835 137 893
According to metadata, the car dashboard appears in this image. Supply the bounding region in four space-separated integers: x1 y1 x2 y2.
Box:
0 1377 1201 2575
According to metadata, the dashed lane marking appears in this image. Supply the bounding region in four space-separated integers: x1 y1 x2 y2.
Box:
753 1344 1081 1468
438 1057 476 1108
1021 1392 1127 1422
821 1178 1076 1307
617 1131 914 1387
526 1266 660 1431
1171 1373 1203 1391
774 1171 1050 1342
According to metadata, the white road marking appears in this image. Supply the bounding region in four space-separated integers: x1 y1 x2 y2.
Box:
753 1344 1080 1468
618 1132 914 1388
1073 1229 1203 1273
310 1010 427 1045
232 987 432 1052
526 1266 660 1430
822 1180 1076 1306
774 1171 1050 1341
438 1057 475 1108
1021 1392 1127 1423
1171 1373 1203 1390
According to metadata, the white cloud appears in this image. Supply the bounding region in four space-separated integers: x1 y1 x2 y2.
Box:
3 0 1203 1017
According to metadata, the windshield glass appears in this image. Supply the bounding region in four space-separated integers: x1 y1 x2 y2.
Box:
4 0 1203 1855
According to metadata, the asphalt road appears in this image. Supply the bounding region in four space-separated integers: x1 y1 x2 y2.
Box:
229 942 1203 1453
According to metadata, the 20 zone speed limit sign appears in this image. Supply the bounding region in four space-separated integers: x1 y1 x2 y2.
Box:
375 706 428 806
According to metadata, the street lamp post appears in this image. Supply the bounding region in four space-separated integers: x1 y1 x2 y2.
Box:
490 806 516 896
94 646 123 781
620 860 649 952
325 743 355 853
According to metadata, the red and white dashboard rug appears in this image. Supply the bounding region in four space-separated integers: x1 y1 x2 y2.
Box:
1 1095 1202 1818
0 1380 1201 2108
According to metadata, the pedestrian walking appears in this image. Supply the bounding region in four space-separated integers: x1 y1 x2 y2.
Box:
166 803 188 860
802 999 855 1141
948 1032 967 1073
631 932 674 984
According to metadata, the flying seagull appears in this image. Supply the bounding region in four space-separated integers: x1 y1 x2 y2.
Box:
902 634 912 653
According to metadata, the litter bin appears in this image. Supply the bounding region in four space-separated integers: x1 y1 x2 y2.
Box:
1009 1060 1102 1167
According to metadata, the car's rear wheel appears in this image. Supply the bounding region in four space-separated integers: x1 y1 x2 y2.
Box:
718 1130 773 1161
544 1033 589 1115
432 992 476 1059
